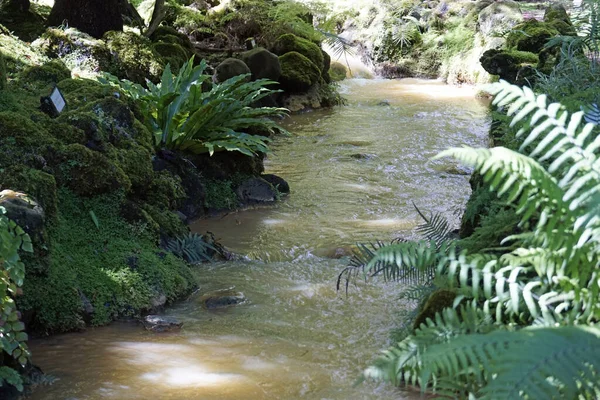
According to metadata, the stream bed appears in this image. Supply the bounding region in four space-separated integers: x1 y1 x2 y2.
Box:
28 79 490 400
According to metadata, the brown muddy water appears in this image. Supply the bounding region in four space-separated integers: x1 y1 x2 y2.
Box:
28 79 490 400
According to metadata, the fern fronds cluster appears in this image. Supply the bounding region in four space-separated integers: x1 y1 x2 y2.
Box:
353 80 600 398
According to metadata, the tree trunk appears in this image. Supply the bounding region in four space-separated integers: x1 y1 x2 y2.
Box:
47 0 123 39
144 0 165 37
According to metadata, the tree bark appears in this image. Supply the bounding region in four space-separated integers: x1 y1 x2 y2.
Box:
47 0 123 39
144 0 165 37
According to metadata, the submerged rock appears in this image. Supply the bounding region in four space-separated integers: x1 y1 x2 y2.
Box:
235 177 277 205
261 174 290 194
142 315 183 332
200 290 246 309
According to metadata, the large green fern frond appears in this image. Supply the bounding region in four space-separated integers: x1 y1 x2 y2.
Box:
420 325 600 399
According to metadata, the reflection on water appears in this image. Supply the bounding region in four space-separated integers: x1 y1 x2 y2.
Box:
29 79 489 400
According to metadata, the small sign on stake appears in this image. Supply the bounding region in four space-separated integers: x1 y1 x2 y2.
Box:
40 86 67 118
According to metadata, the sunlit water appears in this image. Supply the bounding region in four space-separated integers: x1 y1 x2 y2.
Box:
29 79 490 400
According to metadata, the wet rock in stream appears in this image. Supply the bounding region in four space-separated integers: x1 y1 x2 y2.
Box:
142 315 183 332
200 290 247 309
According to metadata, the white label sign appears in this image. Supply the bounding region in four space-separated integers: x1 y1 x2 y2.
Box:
50 87 66 113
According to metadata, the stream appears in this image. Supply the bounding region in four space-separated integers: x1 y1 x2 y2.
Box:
28 79 490 400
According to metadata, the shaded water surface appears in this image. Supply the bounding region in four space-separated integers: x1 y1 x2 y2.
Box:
29 79 489 400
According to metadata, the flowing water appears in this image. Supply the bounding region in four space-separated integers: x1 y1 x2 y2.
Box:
29 79 490 400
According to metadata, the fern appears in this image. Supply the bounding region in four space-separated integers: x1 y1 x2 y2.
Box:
584 103 600 124
421 325 600 399
356 80 600 397
166 233 217 263
100 57 288 157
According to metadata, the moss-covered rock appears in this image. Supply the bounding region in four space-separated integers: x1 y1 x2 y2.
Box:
214 57 251 82
506 19 559 53
240 47 281 81
152 42 190 70
33 28 113 78
57 78 118 109
103 31 164 84
18 59 71 88
0 165 58 219
480 48 538 84
19 190 197 333
329 61 347 81
413 289 457 329
0 51 6 90
273 33 324 72
278 51 321 92
50 143 131 196
0 111 57 169
543 4 570 24
141 203 188 238
150 26 194 52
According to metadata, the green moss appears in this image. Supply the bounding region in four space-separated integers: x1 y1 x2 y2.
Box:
0 165 58 218
57 78 120 110
145 170 187 209
103 31 164 84
141 203 188 237
108 146 154 190
413 289 457 329
18 60 71 88
506 20 559 53
329 61 347 81
480 49 538 84
273 33 324 71
278 51 320 92
152 42 190 71
19 190 197 333
51 144 131 196
204 179 238 210
0 51 6 90
0 111 57 166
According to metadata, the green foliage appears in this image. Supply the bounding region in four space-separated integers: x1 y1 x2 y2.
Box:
100 58 288 157
0 208 33 392
204 179 238 210
354 81 600 397
166 233 216 263
19 190 197 332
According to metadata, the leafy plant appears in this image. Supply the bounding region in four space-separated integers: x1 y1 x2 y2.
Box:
166 232 217 264
99 57 288 157
351 80 600 398
0 207 33 392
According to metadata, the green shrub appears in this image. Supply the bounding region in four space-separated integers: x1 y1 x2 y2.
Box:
353 81 600 398
99 57 288 157
0 208 32 392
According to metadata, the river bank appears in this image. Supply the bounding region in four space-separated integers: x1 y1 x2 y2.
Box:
26 79 490 399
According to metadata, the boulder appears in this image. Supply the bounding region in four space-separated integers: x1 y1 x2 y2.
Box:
261 174 290 194
0 190 44 238
200 290 246 309
235 177 277 205
213 58 251 83
272 33 324 71
506 19 560 53
142 315 183 332
477 1 523 37
480 49 538 84
240 47 281 81
329 61 347 81
278 51 321 93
